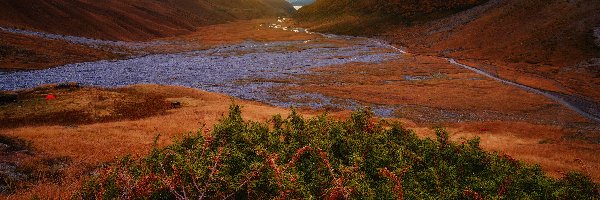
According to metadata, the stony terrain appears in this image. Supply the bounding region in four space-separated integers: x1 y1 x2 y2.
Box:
0 23 399 113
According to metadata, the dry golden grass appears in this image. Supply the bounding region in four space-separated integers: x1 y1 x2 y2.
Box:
2 84 599 198
282 55 588 123
1 18 598 198
0 84 349 198
426 122 600 180
0 84 171 128
383 0 600 103
297 0 600 103
0 32 118 70
270 53 600 182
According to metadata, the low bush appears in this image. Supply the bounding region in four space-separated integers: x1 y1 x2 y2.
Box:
76 104 599 199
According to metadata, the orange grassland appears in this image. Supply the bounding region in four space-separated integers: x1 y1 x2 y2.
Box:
1 19 599 198
1 84 350 198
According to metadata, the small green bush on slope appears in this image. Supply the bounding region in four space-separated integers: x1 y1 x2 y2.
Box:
76 105 599 199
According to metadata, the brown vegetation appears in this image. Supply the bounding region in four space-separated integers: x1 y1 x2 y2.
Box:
0 32 118 70
272 52 600 180
281 55 587 124
1 84 599 198
1 17 598 198
384 0 600 101
161 19 319 47
0 84 343 198
296 0 488 35
0 83 172 128
296 0 600 102
0 19 317 70
0 0 295 41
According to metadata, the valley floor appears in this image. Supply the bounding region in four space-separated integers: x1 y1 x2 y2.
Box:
0 19 598 198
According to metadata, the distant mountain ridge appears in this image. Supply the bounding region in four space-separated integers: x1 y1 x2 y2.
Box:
0 0 295 41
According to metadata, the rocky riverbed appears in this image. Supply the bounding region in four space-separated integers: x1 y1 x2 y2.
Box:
1 20 598 123
0 25 402 115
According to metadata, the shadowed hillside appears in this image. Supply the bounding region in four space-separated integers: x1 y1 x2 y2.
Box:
0 0 295 41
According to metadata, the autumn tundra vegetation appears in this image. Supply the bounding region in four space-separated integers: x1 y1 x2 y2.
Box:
76 105 599 199
1 0 600 199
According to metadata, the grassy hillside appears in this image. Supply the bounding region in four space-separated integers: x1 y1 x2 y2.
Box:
394 0 600 102
388 0 600 67
296 0 600 66
76 105 599 199
0 0 295 41
0 31 118 70
295 0 600 102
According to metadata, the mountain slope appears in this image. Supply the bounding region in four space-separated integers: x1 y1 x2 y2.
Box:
384 0 600 68
0 31 118 70
296 0 600 69
0 0 295 41
388 0 600 102
296 0 600 101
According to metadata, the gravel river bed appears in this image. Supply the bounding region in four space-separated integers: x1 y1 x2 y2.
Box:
0 26 402 116
2 23 598 122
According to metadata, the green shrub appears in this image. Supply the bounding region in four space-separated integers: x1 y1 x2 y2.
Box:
75 104 600 199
